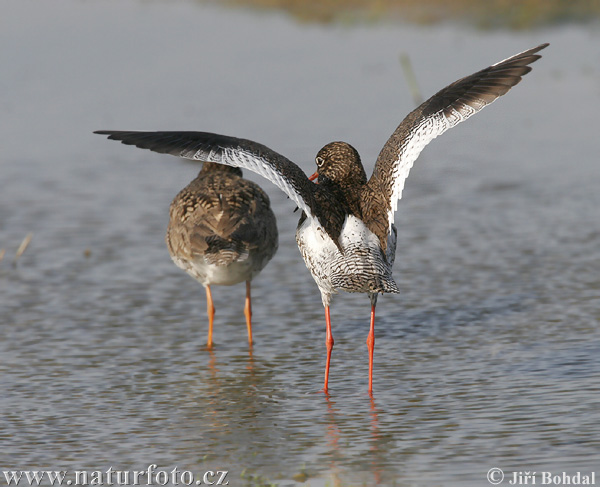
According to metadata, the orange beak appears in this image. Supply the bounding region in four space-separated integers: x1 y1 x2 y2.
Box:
308 171 319 183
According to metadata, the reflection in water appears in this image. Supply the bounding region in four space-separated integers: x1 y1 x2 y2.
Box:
324 393 342 478
201 348 262 441
321 393 386 486
207 348 218 378
171 346 286 480
246 347 255 374
206 346 255 379
369 397 383 486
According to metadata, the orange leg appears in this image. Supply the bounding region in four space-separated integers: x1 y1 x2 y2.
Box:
323 306 334 394
206 285 215 349
366 303 376 396
244 280 253 347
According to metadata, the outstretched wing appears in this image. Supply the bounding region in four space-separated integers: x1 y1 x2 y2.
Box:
368 43 548 229
94 130 318 218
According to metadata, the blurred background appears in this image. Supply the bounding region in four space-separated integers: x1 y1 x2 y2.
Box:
216 0 600 28
1 1 599 486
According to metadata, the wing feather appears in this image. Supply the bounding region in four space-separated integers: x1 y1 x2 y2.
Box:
94 130 318 218
367 43 548 229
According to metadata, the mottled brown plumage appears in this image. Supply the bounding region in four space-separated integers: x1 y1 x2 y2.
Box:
166 161 278 348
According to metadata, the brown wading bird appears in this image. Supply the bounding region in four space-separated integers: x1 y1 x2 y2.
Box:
96 43 548 394
169 162 278 348
164 161 277 348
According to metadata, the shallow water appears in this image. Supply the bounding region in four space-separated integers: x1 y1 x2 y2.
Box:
1 1 599 486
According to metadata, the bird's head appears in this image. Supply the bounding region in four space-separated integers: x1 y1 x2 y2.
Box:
309 141 367 187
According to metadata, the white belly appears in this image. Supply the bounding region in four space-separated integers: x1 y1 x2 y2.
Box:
171 254 258 287
295 215 398 306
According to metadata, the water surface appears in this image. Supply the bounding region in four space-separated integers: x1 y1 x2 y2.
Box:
1 1 599 485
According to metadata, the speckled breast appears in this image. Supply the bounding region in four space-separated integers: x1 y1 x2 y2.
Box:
296 215 399 304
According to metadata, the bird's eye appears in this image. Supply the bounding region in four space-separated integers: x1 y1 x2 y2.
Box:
316 156 324 167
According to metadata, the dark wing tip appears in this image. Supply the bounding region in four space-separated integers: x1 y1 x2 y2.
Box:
93 130 204 157
94 130 144 145
94 130 128 137
513 42 549 58
422 43 549 119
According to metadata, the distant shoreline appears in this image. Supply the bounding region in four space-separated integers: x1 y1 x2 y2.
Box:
205 0 600 29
